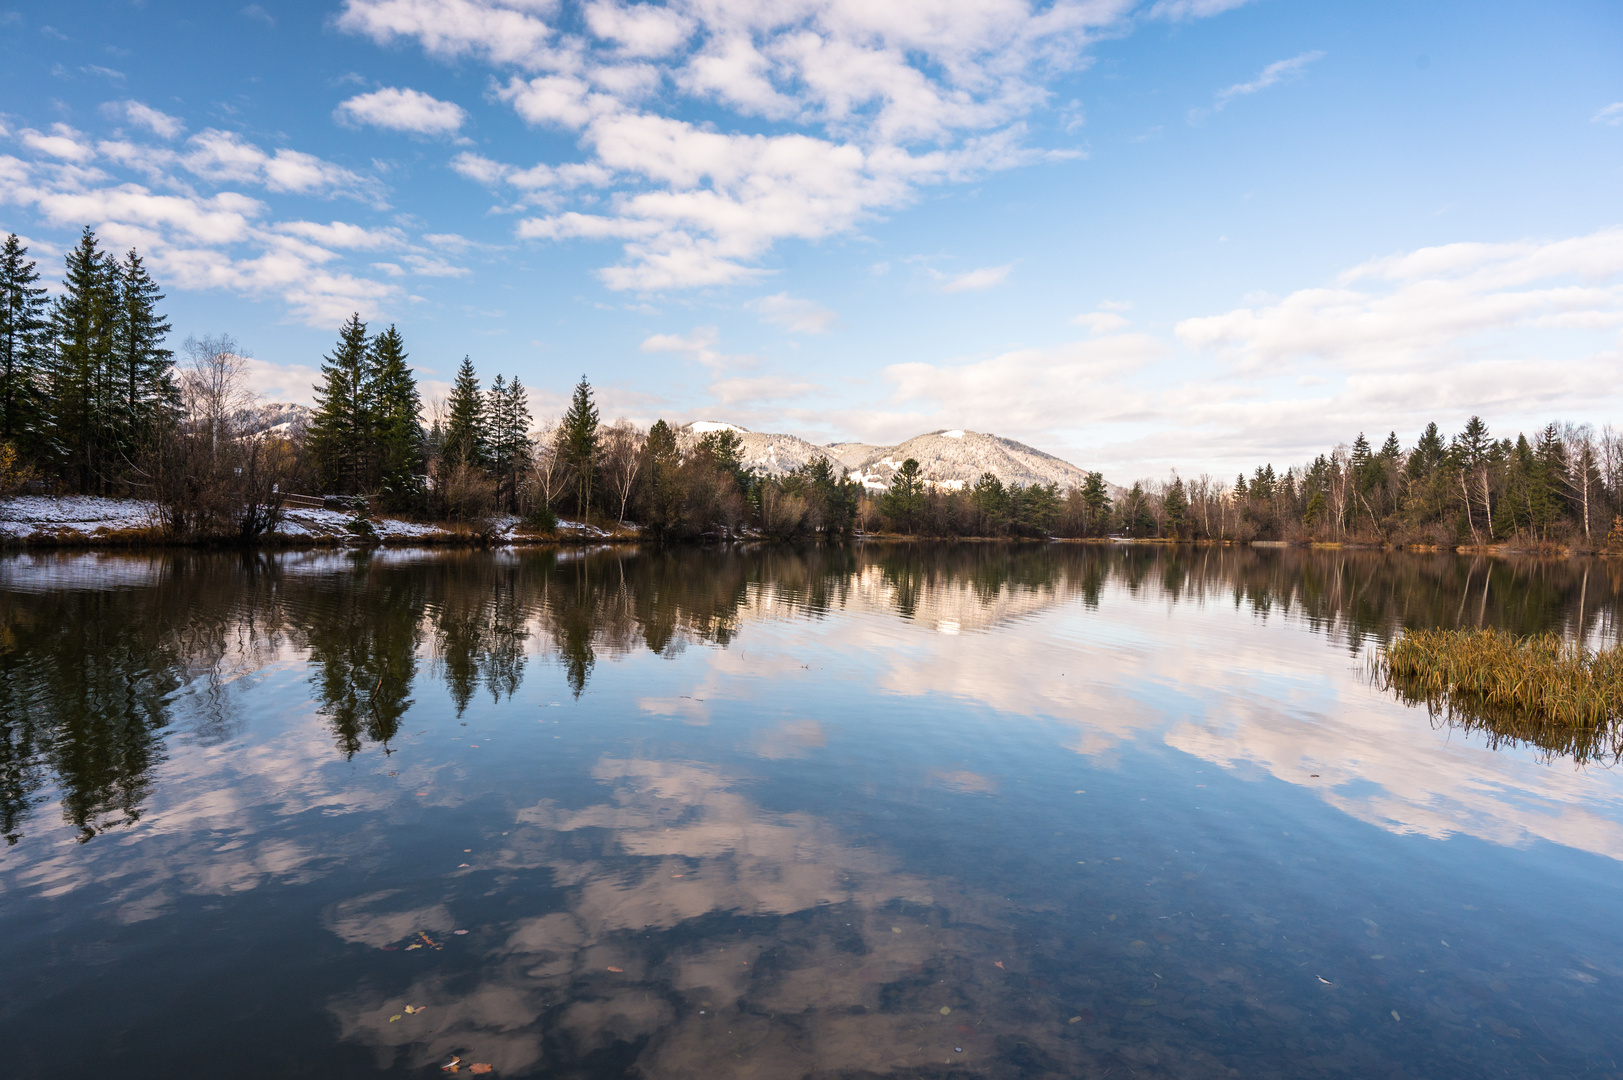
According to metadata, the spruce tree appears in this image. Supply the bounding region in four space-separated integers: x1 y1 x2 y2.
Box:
557 375 599 520
0 234 49 450
47 227 120 492
368 325 424 508
307 314 372 493
1080 471 1112 536
485 374 531 511
113 249 174 450
442 355 487 471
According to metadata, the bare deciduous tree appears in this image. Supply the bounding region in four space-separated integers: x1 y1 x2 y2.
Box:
599 419 644 524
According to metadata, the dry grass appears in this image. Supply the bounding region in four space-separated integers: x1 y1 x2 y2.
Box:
1374 628 1623 763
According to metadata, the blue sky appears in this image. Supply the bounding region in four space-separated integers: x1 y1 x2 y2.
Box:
2 0 1620 481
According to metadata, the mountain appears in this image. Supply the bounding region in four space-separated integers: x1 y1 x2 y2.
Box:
676 422 1092 492
673 421 838 477
235 402 311 438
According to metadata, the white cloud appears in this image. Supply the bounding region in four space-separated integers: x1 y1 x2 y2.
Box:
1594 102 1623 126
750 292 836 334
0 116 422 326
274 220 405 249
1150 0 1257 18
335 87 468 135
20 124 95 163
338 0 1241 289
640 325 722 369
1071 310 1129 333
1175 227 1623 371
1212 50 1325 110
939 263 1012 292
103 100 186 139
181 130 386 204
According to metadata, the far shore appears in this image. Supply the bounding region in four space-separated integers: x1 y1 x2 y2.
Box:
3 496 1618 558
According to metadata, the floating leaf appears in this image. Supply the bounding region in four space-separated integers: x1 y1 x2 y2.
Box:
607 966 623 973
939 1006 951 1015
389 1014 402 1023
405 1005 423 1014
458 863 470 868
1068 1016 1081 1024
441 1058 461 1073
994 961 1004 969
1391 1010 1401 1022
407 944 423 950
1316 976 1332 985
454 929 469 935
469 1065 493 1074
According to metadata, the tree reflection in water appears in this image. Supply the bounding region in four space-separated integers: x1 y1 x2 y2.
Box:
0 544 1619 843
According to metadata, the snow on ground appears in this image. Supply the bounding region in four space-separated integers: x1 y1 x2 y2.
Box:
1 497 634 544
0 496 162 538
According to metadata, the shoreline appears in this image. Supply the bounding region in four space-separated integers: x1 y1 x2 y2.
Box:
3 497 1618 556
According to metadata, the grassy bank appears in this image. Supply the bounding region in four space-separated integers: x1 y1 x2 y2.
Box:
1374 628 1623 763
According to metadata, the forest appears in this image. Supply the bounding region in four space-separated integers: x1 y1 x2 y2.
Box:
3 229 1622 550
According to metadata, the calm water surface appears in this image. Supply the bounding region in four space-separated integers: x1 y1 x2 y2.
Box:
3 545 1623 1079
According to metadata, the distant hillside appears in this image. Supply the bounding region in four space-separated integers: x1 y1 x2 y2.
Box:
236 402 310 438
676 422 1094 492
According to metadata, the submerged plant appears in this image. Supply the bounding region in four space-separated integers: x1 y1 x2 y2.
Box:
1374 628 1623 764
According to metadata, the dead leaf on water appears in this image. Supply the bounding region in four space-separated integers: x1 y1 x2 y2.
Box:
405 1005 424 1014
994 961 1004 969
469 1065 493 1074
389 1014 402 1023
1391 1010 1401 1022
453 929 469 935
441 1057 461 1073
1316 977 1333 985
607 966 624 973
407 944 422 950
1068 1016 1081 1024
939 1006 951 1015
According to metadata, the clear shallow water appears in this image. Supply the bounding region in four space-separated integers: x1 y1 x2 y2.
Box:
2 545 1622 1079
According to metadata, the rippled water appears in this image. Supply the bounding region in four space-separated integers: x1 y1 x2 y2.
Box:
2 544 1622 1078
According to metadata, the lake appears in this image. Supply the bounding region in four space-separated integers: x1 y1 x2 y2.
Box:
2 544 1622 1078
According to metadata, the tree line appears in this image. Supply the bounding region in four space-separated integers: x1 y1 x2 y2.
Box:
3 228 1621 550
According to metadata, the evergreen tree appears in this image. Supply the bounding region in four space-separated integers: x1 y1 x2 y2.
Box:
1079 471 1112 536
306 314 373 493
368 325 424 508
970 471 1009 534
557 375 600 519
879 458 925 533
486 374 532 511
47 228 120 492
641 419 682 536
442 355 487 471
113 249 174 451
1163 476 1189 538
0 234 48 450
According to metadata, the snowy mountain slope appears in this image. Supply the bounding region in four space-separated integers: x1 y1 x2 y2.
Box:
676 422 1095 492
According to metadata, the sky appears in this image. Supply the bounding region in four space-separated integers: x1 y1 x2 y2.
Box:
1 0 1620 483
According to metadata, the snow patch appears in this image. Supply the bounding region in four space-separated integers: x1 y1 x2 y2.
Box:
689 421 748 434
941 429 965 439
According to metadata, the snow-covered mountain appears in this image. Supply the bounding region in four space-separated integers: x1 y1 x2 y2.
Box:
235 402 311 438
677 422 1094 492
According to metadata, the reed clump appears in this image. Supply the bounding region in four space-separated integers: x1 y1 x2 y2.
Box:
1374 629 1623 763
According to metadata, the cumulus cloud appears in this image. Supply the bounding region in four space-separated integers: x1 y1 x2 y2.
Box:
335 0 1230 289
750 292 836 334
334 86 468 135
0 113 465 327
102 100 186 139
939 264 1012 292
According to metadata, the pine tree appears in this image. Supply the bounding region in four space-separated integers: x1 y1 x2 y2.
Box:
442 355 487 471
0 234 49 450
558 375 600 520
47 228 121 492
485 374 531 512
368 325 424 508
1079 471 1112 536
879 458 925 533
306 314 373 493
641 419 681 535
1163 476 1189 538
113 249 174 452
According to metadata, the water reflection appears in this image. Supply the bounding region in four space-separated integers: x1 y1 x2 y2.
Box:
0 545 1619 847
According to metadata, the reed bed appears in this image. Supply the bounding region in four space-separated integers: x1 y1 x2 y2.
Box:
1373 628 1623 764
